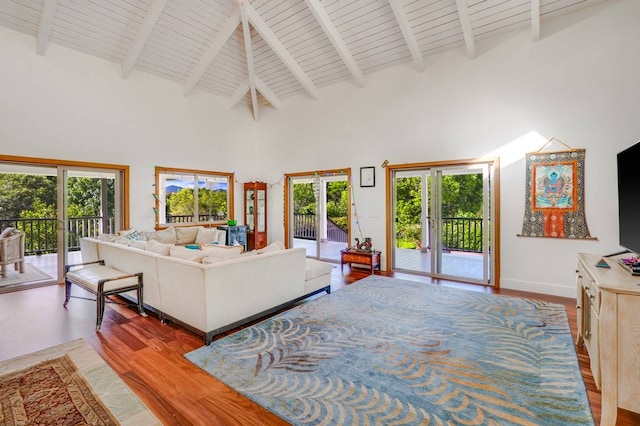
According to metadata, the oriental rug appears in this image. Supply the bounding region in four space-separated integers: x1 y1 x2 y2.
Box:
186 275 593 426
0 338 160 425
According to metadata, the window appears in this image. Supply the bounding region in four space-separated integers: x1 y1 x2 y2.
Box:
155 167 234 227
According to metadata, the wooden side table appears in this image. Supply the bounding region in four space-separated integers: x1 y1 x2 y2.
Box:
340 249 381 274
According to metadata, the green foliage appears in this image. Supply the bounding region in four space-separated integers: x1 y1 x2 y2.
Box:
395 173 484 250
165 188 227 219
326 181 348 231
0 174 57 219
167 189 195 215
198 188 227 217
20 199 56 219
395 177 422 248
293 183 316 214
293 180 349 231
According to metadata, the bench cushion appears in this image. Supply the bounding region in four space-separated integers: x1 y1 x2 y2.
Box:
66 265 140 293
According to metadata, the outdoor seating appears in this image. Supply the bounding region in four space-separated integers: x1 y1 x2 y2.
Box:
0 228 25 278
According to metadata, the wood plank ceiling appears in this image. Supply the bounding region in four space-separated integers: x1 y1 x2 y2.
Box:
1 0 611 120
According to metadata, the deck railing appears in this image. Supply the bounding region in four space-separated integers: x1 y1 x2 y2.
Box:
0 217 115 256
439 217 484 253
293 214 348 243
1 215 484 255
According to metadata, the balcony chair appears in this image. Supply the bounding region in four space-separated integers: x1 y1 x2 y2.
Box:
0 228 25 278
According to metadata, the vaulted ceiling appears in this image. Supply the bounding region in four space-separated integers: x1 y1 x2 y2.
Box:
1 0 610 120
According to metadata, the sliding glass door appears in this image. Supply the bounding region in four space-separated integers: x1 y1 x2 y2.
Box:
286 170 350 262
0 158 125 290
390 160 496 285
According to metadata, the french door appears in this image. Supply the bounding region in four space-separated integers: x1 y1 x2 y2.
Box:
0 157 126 288
389 160 498 286
285 170 350 262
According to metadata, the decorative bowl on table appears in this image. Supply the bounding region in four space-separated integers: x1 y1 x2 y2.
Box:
227 220 237 226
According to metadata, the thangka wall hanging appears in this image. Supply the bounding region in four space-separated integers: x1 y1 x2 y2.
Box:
519 139 596 240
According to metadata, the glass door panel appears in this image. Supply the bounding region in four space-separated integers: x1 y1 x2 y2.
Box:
257 189 265 233
60 168 122 281
0 163 58 289
391 162 494 285
290 176 318 257
288 172 350 262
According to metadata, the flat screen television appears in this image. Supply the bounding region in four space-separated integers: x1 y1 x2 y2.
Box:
617 140 640 256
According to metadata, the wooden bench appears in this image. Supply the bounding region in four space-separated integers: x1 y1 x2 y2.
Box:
64 260 147 331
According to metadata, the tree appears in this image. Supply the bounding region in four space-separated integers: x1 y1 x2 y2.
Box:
167 189 195 216
293 183 315 214
0 174 57 219
198 188 227 218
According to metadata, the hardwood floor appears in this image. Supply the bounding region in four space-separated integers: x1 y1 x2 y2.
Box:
1 267 639 425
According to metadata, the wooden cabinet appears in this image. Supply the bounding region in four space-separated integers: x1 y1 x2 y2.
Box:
576 253 640 426
244 182 267 250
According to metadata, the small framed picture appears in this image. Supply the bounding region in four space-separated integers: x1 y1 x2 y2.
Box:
360 167 375 187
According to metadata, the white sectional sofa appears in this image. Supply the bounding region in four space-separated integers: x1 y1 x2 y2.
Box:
79 232 333 344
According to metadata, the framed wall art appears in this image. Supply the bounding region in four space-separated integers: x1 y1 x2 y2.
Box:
519 140 596 240
360 167 375 187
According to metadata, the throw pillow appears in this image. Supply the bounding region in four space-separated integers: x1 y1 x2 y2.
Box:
146 239 173 256
169 246 208 263
257 241 286 254
195 227 221 245
123 229 143 241
147 227 177 244
176 226 202 245
0 227 16 238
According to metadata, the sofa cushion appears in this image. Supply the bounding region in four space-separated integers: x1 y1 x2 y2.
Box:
176 226 202 245
113 237 131 245
129 240 148 250
201 245 243 258
202 249 257 264
97 233 118 242
195 227 226 245
170 246 208 263
147 227 177 244
146 239 173 256
257 241 286 254
305 258 334 281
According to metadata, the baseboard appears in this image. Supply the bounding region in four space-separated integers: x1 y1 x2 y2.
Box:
500 278 575 299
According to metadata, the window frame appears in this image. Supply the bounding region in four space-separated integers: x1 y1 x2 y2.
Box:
155 166 234 229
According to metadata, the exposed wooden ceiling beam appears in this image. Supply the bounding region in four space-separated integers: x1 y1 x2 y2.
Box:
455 0 476 59
36 0 59 55
387 0 425 71
184 9 241 96
229 81 250 109
241 3 259 120
303 0 365 87
255 76 282 110
244 1 318 99
121 0 167 78
531 0 541 41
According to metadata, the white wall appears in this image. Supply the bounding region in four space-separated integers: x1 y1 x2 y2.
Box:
0 26 258 228
1 0 639 297
254 0 640 297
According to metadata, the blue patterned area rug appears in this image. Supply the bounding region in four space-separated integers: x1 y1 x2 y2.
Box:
185 275 593 425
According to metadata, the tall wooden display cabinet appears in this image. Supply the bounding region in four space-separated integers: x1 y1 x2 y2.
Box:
244 182 267 250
